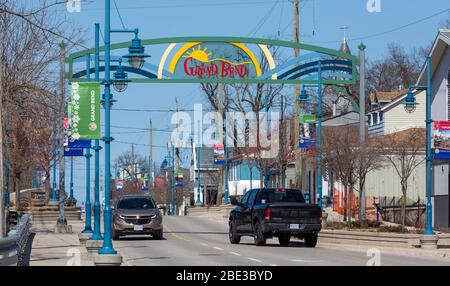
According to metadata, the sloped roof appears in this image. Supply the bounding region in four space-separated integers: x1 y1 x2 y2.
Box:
378 128 426 146
417 29 450 86
369 90 408 103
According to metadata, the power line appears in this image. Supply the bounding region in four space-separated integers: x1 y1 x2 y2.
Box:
312 8 450 44
249 0 280 37
113 0 127 30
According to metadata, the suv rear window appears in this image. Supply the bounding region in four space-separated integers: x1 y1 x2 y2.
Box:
262 189 305 203
117 198 156 209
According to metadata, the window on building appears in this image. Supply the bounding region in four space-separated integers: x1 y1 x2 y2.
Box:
368 114 372 126
373 113 378 125
379 111 383 122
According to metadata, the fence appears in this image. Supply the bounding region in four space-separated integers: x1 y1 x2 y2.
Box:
0 214 31 266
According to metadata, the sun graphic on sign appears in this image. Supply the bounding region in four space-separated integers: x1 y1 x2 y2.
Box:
182 45 252 66
182 45 212 63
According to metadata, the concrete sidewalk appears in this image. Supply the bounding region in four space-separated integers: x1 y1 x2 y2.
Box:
28 221 94 266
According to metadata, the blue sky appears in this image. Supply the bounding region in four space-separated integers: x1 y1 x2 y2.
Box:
54 0 449 204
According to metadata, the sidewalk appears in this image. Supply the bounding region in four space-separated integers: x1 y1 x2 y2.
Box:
28 221 94 266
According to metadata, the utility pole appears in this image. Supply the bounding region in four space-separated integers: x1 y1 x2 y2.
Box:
293 0 302 190
149 119 152 190
131 143 135 180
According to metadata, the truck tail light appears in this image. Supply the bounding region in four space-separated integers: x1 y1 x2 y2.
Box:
265 208 271 220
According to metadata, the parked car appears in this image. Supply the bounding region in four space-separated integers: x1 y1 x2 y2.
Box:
228 188 322 247
112 194 163 240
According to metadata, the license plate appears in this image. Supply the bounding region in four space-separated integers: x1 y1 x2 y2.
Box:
133 225 143 231
290 224 300 229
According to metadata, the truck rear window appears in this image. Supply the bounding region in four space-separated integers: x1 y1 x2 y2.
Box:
262 189 305 203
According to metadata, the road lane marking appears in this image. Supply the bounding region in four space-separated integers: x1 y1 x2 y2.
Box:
229 252 241 256
248 257 263 263
164 223 191 242
213 247 224 251
290 259 321 263
270 264 278 266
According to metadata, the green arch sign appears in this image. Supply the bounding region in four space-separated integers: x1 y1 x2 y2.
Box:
66 36 358 86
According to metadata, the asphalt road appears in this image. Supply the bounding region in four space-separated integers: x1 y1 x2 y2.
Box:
114 216 450 266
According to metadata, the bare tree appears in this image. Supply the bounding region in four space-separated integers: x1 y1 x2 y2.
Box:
377 128 426 227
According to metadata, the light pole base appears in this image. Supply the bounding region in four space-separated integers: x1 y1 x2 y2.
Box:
321 212 328 229
420 234 439 249
54 218 72 233
48 200 59 206
86 240 104 258
78 232 91 246
93 253 122 266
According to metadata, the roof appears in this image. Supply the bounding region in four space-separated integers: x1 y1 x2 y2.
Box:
369 90 408 103
417 29 450 86
339 39 351 55
378 128 426 146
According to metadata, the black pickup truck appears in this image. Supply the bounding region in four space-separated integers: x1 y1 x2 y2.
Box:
229 188 322 247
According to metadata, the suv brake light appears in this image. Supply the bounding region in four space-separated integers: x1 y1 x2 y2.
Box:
265 208 271 220
319 211 323 219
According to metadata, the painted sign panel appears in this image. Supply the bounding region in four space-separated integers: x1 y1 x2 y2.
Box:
433 121 450 159
214 144 225 165
299 122 316 149
68 82 101 140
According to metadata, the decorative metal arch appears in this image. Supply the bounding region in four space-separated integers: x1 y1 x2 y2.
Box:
66 36 359 86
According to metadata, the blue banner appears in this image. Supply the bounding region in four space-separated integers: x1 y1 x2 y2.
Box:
64 147 84 157
433 148 450 160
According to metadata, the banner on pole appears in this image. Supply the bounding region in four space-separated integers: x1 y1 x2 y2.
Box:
214 144 225 165
299 114 317 124
299 121 316 149
68 82 101 140
116 179 123 191
175 171 184 188
433 121 450 159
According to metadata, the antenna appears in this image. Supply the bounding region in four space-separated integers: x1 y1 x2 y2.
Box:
340 25 349 42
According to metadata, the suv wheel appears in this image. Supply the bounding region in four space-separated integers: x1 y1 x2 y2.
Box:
153 229 163 240
253 222 266 246
112 228 120 240
229 221 241 244
278 234 291 246
304 233 318 248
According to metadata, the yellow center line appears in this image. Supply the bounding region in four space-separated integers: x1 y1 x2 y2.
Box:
164 222 191 242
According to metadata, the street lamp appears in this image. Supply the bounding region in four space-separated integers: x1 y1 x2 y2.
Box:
402 57 436 245
403 90 417 113
123 32 150 69
299 87 309 102
112 62 130 93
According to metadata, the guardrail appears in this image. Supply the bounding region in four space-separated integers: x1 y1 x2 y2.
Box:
0 214 31 266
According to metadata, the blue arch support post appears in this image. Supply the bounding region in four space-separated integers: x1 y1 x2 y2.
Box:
82 148 93 234
317 61 323 210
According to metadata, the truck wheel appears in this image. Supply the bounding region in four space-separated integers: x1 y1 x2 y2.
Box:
253 223 266 246
304 233 318 248
278 234 290 246
229 221 241 244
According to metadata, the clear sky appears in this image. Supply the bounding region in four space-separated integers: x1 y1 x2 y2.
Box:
53 0 449 204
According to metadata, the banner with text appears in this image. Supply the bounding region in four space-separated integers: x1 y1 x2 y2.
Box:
68 82 101 140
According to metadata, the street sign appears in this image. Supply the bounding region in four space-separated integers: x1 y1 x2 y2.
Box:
68 82 101 140
214 144 225 165
68 140 92 149
433 121 450 159
116 179 123 191
64 147 84 157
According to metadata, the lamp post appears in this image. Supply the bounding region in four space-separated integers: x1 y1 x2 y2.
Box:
298 62 323 210
402 56 438 248
50 91 58 206
196 120 202 205
98 0 149 257
90 23 103 241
